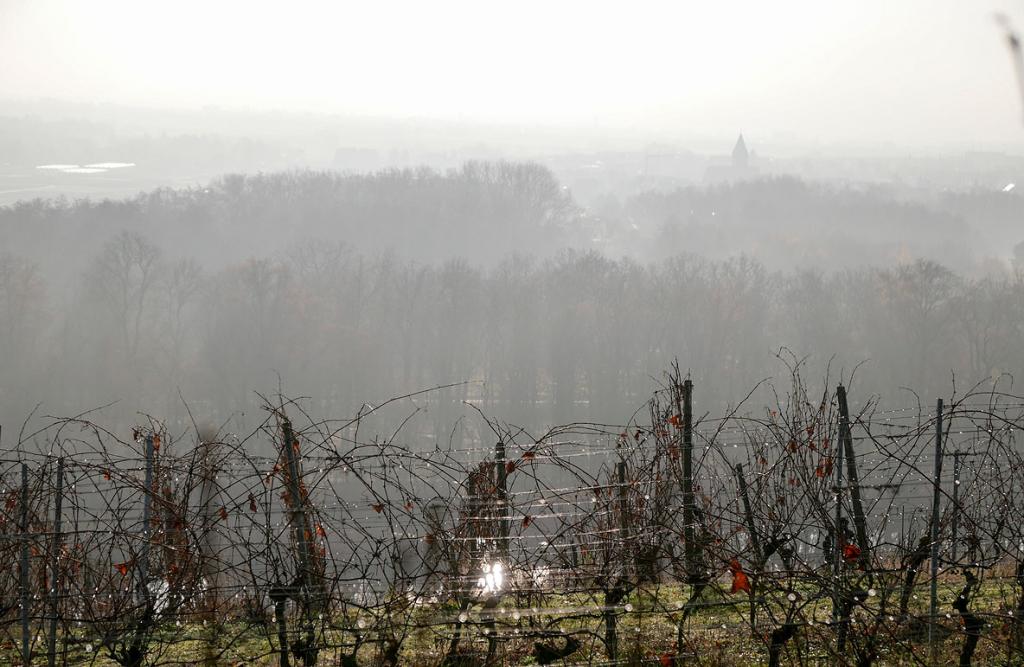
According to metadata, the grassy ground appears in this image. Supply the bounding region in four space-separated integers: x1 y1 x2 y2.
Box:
3 573 1023 665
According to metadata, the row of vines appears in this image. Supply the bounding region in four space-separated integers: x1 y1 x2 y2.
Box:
3 363 1024 665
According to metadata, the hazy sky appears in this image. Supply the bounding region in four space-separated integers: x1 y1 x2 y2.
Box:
3 0 1024 149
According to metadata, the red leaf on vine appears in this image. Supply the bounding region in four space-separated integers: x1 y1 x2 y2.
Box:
730 568 751 594
842 543 861 563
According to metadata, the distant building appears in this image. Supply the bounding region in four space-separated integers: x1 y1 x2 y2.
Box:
704 134 758 183
732 134 749 169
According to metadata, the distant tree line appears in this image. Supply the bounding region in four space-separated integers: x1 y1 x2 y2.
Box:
2 238 1022 436
0 163 582 282
2 165 1023 433
5 165 1020 285
601 176 1019 272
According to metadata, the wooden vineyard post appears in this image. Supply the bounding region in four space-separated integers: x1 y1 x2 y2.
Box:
832 391 845 641
617 455 629 548
47 457 64 667
20 463 30 666
197 434 223 666
929 399 944 661
282 418 315 600
495 439 509 561
837 386 870 568
139 434 154 602
486 440 510 666
681 379 697 578
605 448 629 662
280 416 321 665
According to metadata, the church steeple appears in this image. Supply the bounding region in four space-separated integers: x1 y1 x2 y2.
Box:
732 134 749 168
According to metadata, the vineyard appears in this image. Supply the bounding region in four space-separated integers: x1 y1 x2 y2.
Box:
3 364 1024 666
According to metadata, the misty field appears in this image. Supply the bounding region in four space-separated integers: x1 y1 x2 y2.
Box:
8 3 1024 665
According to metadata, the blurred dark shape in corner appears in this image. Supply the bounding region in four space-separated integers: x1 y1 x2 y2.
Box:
996 12 1024 123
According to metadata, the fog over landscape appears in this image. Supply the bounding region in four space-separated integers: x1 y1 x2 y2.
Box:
9 3 1024 666
4 1 1024 436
